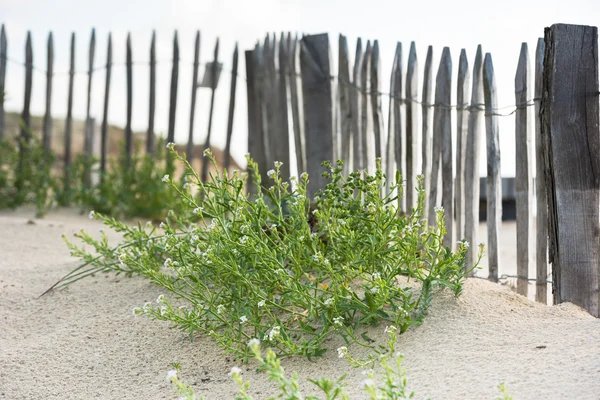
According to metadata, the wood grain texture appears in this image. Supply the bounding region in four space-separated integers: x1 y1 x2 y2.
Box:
300 33 334 197
64 32 76 195
245 48 264 194
351 39 363 172
288 34 306 176
187 31 200 164
83 29 96 188
421 45 433 217
360 41 372 172
515 42 532 296
0 24 6 138
483 53 502 282
201 38 220 183
405 42 419 211
541 24 599 317
276 33 290 180
20 31 33 144
338 34 352 175
386 43 402 201
125 33 133 160
253 43 269 180
147 31 156 155
167 31 179 145
534 37 548 304
464 45 483 272
455 49 470 242
370 40 384 167
224 43 238 173
100 34 112 178
43 32 54 153
429 47 452 245
261 35 274 168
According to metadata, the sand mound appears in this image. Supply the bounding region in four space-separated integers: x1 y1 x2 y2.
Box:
1 209 598 399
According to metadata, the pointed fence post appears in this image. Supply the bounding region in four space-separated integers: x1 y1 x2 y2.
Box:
125 33 133 161
63 32 76 203
43 32 54 154
100 34 112 180
201 38 220 183
17 31 33 195
167 31 179 147
338 34 352 175
351 39 363 172
483 53 502 282
456 49 470 242
276 33 290 180
405 42 419 211
187 31 200 165
147 31 156 155
288 34 306 175
421 46 433 216
360 41 372 172
0 25 6 139
224 43 239 173
386 43 402 199
84 28 96 188
541 23 599 317
370 40 384 167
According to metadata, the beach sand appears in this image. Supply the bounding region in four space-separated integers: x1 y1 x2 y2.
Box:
1 208 599 399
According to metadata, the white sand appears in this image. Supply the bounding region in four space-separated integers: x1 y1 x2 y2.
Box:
1 208 599 399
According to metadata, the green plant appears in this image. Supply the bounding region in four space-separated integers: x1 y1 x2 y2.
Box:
53 146 482 360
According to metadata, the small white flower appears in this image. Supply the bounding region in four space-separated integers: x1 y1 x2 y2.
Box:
372 272 381 280
132 307 141 315
162 174 170 183
384 326 397 334
239 235 248 244
203 148 211 157
267 169 276 178
193 207 203 215
298 236 305 241
217 304 225 314
268 326 281 340
88 210 95 219
300 172 309 181
156 294 165 304
434 206 444 213
337 346 348 358
394 351 404 358
142 302 152 312
274 161 283 169
370 287 379 294
313 253 320 262
166 142 175 150
183 182 191 190
228 366 242 376
239 315 248 324
360 378 375 389
247 338 260 347
159 222 166 229
361 369 374 376
166 370 178 381
324 298 334 307
258 300 266 307
458 240 470 248
164 258 173 268
337 219 347 226
333 316 344 327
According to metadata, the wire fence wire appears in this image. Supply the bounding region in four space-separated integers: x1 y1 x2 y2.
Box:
3 55 542 118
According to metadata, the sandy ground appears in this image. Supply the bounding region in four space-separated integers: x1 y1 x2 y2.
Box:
1 208 599 400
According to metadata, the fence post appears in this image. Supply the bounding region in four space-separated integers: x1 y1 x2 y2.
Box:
276 33 290 180
84 28 96 189
63 32 75 203
370 40 384 168
300 33 334 197
534 37 547 304
224 43 239 173
147 31 156 155
167 31 179 146
515 43 532 296
43 32 54 154
351 39 363 173
386 43 402 199
456 49 470 242
246 48 262 194
360 41 372 172
187 31 200 165
100 34 112 180
0 24 6 138
483 53 502 282
201 38 220 183
421 46 433 217
338 34 352 175
464 45 483 272
405 42 418 211
541 23 599 317
20 32 33 143
288 34 306 175
125 33 133 161
254 43 269 180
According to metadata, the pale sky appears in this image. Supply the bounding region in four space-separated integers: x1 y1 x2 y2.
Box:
2 0 599 175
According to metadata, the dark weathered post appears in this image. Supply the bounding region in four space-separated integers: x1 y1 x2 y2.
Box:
43 32 54 154
246 49 261 194
386 43 402 198
125 33 133 160
534 37 548 304
84 28 96 188
0 25 6 138
253 43 269 179
515 43 533 296
464 45 483 272
405 42 418 211
370 40 384 166
456 49 470 241
147 31 156 155
483 53 502 282
100 34 112 179
288 34 306 175
201 38 220 183
224 43 239 173
187 31 200 164
421 45 433 216
360 41 372 172
20 32 33 144
541 23 599 317
338 34 352 174
300 33 334 197
167 31 179 146
63 32 76 202
351 39 363 172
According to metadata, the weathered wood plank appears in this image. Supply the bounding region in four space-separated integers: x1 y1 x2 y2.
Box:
100 33 112 179
276 33 290 180
338 34 352 175
224 43 239 173
125 33 133 160
246 49 261 194
288 34 305 175
386 43 402 200
0 25 6 138
253 43 269 181
43 32 54 154
167 31 179 145
515 42 532 296
187 31 200 165
83 28 96 188
201 38 220 183
261 34 274 169
300 33 334 196
429 47 453 245
534 37 548 304
20 31 33 143
370 40 384 169
351 39 363 172
147 30 156 155
456 49 470 242
64 32 76 201
541 24 599 316
464 45 483 272
483 53 502 282
360 41 372 172
405 42 418 211
421 45 433 217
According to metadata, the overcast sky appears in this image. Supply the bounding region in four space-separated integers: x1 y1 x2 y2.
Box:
2 0 599 175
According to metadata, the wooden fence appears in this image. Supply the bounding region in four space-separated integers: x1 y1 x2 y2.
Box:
0 23 598 317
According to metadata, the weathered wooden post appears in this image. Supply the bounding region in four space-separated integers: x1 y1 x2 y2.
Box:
63 32 76 203
43 32 54 154
541 23 599 317
534 37 547 304
370 40 384 167
100 34 112 179
200 38 220 183
125 33 133 161
224 43 239 173
276 33 290 180
338 34 352 175
300 33 334 197
187 31 200 165
483 53 502 282
421 46 433 217
17 31 33 193
405 42 418 211
515 43 533 296
84 28 96 189
351 39 363 173
288 34 306 176
0 24 6 139
386 43 402 199
246 48 261 194
167 31 179 146
360 40 372 172
147 31 156 155
455 49 470 241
